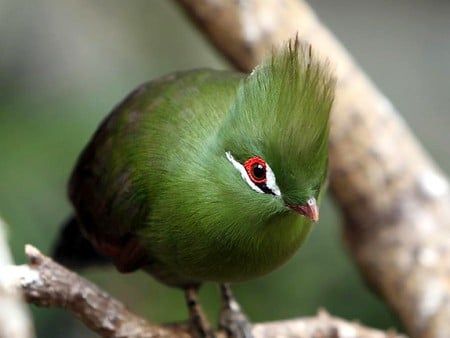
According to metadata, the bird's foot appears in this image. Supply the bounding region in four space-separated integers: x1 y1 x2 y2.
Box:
218 284 254 338
185 286 216 338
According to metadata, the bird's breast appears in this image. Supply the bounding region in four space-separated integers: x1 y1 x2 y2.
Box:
146 212 312 284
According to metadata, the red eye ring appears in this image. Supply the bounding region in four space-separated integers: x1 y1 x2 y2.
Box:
244 157 267 184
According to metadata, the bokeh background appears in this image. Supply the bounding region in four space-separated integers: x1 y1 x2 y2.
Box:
1 1 449 337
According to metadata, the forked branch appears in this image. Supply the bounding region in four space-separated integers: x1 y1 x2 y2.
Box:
0 245 404 338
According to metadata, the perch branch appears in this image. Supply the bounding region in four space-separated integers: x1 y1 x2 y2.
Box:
0 217 34 338
173 1 450 338
0 245 405 338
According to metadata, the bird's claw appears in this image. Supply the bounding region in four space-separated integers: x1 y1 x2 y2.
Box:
219 305 253 338
219 284 254 338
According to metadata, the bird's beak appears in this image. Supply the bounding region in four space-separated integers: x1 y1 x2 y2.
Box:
288 197 319 222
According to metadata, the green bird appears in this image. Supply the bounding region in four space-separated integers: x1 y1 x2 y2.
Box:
53 39 335 338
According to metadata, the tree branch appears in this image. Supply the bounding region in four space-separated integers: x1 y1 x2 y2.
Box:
0 217 34 338
0 245 404 338
172 1 450 338
9 2 449 337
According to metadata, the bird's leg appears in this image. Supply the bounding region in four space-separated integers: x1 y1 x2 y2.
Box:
218 283 254 338
184 286 215 338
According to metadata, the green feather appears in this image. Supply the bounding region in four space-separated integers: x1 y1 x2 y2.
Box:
218 41 334 206
68 40 335 287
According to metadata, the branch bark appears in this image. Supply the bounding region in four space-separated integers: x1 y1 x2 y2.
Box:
8 2 449 337
0 217 34 338
0 245 404 338
172 1 450 338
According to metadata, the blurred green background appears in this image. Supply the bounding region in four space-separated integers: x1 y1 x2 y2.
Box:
1 1 449 337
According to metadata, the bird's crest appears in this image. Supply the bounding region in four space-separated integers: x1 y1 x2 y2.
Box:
218 38 335 189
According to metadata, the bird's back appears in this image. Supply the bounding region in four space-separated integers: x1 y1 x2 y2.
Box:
68 69 242 273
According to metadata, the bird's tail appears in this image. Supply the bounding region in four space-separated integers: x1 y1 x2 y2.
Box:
52 216 111 268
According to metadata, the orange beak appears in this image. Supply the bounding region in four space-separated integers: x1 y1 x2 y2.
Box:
288 197 319 222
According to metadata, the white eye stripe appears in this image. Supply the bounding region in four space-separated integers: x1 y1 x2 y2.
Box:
225 151 281 197
226 152 263 194
265 162 281 196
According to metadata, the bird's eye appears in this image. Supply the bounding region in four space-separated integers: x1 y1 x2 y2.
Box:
251 164 265 180
244 157 267 184
225 151 281 197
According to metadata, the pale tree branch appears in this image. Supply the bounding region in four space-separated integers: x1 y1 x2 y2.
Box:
8 1 449 337
172 1 450 338
0 245 405 338
0 216 34 338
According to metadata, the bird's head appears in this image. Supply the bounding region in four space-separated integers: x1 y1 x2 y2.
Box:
214 39 335 224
